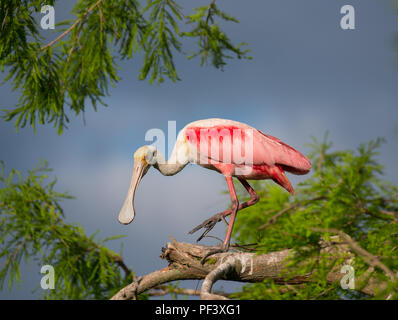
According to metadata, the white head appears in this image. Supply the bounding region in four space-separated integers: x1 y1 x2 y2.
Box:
117 145 157 224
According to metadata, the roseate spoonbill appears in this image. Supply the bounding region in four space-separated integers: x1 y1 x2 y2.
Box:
118 118 311 261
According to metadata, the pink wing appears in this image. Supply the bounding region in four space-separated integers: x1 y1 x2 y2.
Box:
185 124 311 175
254 130 312 175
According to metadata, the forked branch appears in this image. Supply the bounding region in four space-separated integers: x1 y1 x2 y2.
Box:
111 237 391 300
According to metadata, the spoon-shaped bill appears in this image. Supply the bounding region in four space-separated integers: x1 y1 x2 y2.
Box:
118 159 148 225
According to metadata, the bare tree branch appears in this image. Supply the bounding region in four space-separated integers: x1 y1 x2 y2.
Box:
110 237 392 300
148 285 232 298
312 227 397 281
258 196 326 230
201 256 235 300
40 0 104 51
379 209 398 222
1 7 8 31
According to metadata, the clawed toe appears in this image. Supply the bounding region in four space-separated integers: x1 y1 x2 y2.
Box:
188 211 232 263
188 213 224 242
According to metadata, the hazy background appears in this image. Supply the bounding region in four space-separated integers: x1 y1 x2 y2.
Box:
1 0 398 299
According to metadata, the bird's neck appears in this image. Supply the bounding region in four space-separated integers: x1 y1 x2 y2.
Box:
153 151 187 176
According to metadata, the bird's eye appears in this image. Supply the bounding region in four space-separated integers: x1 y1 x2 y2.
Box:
146 149 157 164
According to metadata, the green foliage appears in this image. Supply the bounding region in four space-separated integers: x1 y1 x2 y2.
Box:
184 3 251 69
0 0 250 133
1 137 397 299
1 0 143 133
230 136 398 300
139 0 183 83
0 160 134 299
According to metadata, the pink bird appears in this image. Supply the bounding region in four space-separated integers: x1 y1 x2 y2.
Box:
118 118 311 261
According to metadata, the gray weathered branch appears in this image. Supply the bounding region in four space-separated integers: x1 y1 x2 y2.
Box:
110 237 390 300
200 256 236 300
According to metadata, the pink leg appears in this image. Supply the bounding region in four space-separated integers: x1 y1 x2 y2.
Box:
220 178 259 219
189 178 259 241
222 176 239 248
200 176 239 263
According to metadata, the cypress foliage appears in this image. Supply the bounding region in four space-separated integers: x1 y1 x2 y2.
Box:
0 0 250 133
0 160 134 299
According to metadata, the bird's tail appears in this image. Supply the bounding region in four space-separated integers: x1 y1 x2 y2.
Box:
271 165 294 195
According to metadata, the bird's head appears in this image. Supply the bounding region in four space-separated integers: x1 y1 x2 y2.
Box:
117 145 157 225
134 145 158 166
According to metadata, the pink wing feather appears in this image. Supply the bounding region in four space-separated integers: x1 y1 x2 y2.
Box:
185 124 311 175
184 120 311 194
255 130 311 175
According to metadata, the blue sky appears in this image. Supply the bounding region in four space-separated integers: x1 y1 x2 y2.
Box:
1 0 398 298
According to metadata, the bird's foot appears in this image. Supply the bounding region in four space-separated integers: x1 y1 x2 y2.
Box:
200 243 230 265
188 212 229 242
